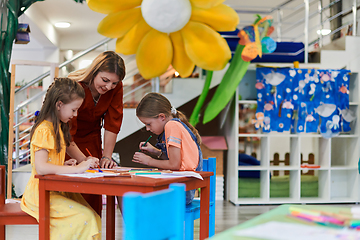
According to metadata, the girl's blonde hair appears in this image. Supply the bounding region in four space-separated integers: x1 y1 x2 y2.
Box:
136 93 201 145
30 78 85 153
68 51 126 85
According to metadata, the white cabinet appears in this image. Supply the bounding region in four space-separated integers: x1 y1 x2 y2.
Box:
223 71 360 205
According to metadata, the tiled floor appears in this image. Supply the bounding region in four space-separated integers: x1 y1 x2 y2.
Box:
6 200 273 239
5 201 356 239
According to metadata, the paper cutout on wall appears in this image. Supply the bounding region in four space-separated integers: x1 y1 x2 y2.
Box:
254 67 354 138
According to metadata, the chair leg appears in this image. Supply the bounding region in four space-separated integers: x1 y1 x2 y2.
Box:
209 205 215 237
185 212 194 240
0 224 5 240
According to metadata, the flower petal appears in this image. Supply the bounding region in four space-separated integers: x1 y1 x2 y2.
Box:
116 18 152 55
169 31 195 77
191 4 239 31
97 8 142 38
87 0 142 14
136 29 173 79
181 21 231 70
190 0 225 9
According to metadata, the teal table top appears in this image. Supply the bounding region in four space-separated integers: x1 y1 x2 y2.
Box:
208 204 352 240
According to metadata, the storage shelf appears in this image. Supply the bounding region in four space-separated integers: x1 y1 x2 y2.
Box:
268 166 300 170
225 70 360 205
330 166 358 170
238 133 360 138
300 167 329 170
239 100 257 104
336 134 360 138
238 166 267 170
238 133 265 137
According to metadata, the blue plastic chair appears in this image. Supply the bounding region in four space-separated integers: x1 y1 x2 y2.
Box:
185 157 216 239
122 183 186 240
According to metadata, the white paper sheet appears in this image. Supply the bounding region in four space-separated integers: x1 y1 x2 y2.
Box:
137 171 203 180
57 172 119 178
163 171 203 180
233 221 360 240
135 174 182 179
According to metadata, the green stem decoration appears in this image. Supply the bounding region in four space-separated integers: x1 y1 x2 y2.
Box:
203 44 250 124
189 70 213 127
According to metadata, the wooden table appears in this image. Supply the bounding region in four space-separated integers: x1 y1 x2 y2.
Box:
36 172 212 240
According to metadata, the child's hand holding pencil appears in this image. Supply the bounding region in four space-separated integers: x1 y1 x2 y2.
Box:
138 135 152 152
137 135 160 157
86 148 102 172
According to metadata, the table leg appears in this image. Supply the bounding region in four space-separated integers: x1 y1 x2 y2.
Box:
39 180 50 240
199 177 210 240
106 195 115 240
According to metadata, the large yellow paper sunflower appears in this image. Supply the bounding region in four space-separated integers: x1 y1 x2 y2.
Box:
87 0 239 79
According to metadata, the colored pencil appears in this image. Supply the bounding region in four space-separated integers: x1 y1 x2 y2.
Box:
138 135 152 152
85 148 102 172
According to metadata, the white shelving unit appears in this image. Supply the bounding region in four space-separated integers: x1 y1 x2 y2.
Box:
223 71 360 205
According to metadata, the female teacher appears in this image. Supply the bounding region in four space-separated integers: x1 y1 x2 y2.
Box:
66 51 126 215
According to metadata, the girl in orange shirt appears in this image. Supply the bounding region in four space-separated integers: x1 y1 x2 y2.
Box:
133 92 203 204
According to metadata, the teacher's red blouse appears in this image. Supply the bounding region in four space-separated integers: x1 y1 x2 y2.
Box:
69 81 123 158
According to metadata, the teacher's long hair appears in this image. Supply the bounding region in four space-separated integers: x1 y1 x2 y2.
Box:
30 78 85 153
68 51 126 86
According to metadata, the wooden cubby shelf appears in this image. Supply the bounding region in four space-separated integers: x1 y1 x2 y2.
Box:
223 70 360 205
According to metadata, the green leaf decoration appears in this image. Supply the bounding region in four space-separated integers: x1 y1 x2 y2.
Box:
189 71 213 127
203 44 250 124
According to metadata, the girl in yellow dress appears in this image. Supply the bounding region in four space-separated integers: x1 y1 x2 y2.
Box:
20 78 102 239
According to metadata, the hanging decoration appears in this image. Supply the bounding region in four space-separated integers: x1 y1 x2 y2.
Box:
15 23 31 44
254 67 354 138
87 0 239 79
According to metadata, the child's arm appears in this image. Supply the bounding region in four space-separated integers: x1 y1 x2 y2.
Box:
132 146 181 170
35 149 98 175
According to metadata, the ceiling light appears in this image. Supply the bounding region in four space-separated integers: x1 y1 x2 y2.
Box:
54 22 71 28
317 29 331 36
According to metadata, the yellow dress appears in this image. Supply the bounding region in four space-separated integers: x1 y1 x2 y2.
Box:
20 120 101 240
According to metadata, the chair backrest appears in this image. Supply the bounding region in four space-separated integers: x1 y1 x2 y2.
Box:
204 157 216 204
0 166 5 204
122 183 186 240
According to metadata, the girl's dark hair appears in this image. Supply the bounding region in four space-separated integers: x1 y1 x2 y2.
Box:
136 93 201 145
30 77 85 153
68 51 126 85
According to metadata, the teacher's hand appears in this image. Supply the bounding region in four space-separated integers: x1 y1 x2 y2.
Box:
100 157 117 169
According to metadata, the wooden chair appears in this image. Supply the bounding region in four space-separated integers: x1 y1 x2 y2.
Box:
0 165 38 240
185 157 216 240
122 183 186 240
